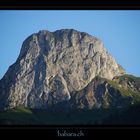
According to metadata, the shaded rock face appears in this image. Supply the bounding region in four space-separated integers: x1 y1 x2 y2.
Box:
0 29 125 110
69 76 132 110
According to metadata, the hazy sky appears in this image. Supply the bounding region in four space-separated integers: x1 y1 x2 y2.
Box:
0 10 140 79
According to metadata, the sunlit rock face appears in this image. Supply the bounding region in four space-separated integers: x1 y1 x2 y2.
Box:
0 29 125 110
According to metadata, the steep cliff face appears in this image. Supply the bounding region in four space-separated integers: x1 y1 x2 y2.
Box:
0 29 125 110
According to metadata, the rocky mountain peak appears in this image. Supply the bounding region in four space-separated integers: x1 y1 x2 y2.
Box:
0 29 125 110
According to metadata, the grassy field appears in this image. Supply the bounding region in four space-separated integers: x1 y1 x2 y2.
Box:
0 104 140 125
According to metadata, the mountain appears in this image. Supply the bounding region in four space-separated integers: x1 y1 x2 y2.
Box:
0 29 139 117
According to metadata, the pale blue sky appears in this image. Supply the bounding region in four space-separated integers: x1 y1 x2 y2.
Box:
0 10 140 79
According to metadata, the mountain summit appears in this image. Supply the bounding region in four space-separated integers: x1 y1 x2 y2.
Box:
0 29 126 110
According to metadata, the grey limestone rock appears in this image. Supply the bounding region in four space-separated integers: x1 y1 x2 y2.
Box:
0 29 125 110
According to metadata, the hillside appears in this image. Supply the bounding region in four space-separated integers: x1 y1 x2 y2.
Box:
0 74 140 125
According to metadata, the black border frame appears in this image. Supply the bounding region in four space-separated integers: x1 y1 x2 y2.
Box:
1 1 140 138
